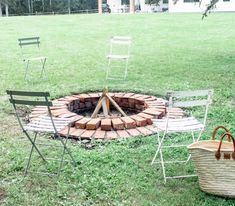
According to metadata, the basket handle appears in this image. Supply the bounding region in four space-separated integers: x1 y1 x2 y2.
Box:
215 132 235 160
212 125 230 142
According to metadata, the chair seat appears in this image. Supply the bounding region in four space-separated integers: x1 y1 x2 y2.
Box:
153 117 204 133
24 56 47 61
24 116 71 133
106 54 129 60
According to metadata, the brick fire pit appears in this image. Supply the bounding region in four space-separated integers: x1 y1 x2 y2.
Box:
29 92 185 140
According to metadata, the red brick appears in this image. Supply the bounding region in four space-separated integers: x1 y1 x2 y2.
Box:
130 115 147 127
128 97 135 104
93 130 106 139
75 117 90 129
52 100 68 106
70 128 85 138
79 103 85 108
58 126 70 136
51 109 70 117
145 125 159 133
106 131 118 140
137 113 154 125
123 93 135 98
128 102 135 109
64 96 79 101
114 93 125 98
142 108 163 118
101 119 112 131
50 105 67 110
80 130 95 139
88 93 100 98
68 115 84 122
116 130 131 138
59 112 77 118
86 118 101 130
126 128 141 136
121 117 136 129
145 96 157 101
77 94 91 102
112 118 124 130
136 127 153 136
135 104 145 111
85 101 92 108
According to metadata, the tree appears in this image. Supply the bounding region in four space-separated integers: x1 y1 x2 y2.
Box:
0 2 2 16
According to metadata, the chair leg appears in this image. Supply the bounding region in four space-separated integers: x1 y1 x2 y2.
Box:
40 58 47 78
56 133 77 167
151 132 166 165
24 60 30 80
124 59 128 80
24 132 38 175
159 148 167 184
196 130 203 141
24 131 46 162
106 59 111 80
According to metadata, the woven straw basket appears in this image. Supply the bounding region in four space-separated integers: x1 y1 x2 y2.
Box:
188 126 235 198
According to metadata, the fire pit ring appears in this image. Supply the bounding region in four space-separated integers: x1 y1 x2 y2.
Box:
29 92 185 140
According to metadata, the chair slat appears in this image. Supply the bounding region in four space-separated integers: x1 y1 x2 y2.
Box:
19 41 40 46
18 37 39 41
9 99 52 106
113 36 131 40
167 89 213 98
111 40 131 45
6 90 50 97
173 99 212 108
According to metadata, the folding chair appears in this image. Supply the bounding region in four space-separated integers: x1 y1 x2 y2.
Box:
106 36 131 80
6 90 77 176
151 89 213 183
18 37 47 80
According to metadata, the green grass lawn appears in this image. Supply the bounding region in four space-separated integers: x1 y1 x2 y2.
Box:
0 13 235 205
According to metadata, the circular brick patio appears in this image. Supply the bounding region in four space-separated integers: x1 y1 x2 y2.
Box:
30 92 185 140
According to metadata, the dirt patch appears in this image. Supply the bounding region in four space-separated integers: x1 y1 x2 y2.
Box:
0 187 7 201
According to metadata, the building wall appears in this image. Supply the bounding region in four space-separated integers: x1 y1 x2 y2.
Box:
168 0 235 12
107 0 122 13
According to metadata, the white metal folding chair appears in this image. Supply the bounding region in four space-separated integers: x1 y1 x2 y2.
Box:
151 89 213 183
106 36 131 80
18 37 47 80
7 90 77 176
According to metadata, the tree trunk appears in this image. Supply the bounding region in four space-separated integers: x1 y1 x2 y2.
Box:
31 0 33 13
42 0 44 11
98 0 102 14
130 0 135 13
5 2 8 17
27 0 31 13
68 0 71 14
0 2 2 17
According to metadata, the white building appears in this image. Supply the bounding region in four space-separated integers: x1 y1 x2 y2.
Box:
107 0 235 13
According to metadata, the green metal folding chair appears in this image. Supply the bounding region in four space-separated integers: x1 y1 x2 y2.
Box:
18 37 47 80
6 90 77 176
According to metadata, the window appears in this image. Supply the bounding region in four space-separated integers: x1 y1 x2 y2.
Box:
223 0 230 2
163 0 168 3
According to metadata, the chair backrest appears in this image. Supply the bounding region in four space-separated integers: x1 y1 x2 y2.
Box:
167 90 213 108
18 37 40 47
109 36 131 56
166 89 213 126
18 37 41 60
6 90 53 130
